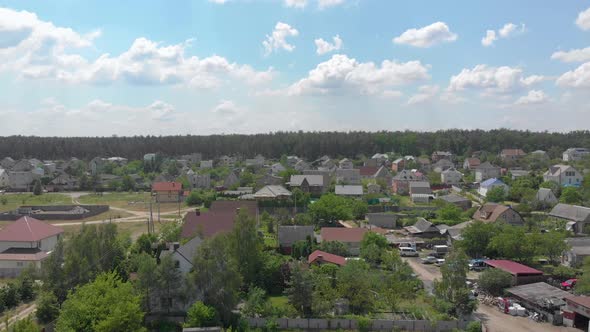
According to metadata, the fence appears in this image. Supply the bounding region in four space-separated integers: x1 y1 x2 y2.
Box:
246 317 472 331
0 205 109 221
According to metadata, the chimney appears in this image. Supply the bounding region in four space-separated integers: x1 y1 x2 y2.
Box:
195 208 200 216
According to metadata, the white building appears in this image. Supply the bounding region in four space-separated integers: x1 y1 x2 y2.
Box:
563 148 590 162
543 165 583 187
0 169 9 188
338 158 354 170
441 168 463 185
0 216 64 277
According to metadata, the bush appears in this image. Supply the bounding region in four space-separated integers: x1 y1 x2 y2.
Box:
478 268 512 296
357 316 372 332
184 301 219 328
465 321 482 332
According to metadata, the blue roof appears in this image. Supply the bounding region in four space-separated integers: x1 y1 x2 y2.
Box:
481 178 505 187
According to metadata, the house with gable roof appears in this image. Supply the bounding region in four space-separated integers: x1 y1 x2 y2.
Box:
478 178 508 197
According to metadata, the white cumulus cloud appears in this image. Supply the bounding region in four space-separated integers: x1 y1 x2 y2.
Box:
449 64 544 94
515 90 549 105
407 85 440 105
393 22 457 48
576 7 590 30
314 35 343 55
317 0 345 9
287 54 430 96
262 22 299 56
284 0 307 8
481 23 524 47
556 62 590 88
481 30 497 47
551 47 590 63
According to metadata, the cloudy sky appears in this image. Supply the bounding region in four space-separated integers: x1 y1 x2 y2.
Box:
0 0 589 136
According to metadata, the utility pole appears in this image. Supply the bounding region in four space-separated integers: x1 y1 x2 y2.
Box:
149 195 154 234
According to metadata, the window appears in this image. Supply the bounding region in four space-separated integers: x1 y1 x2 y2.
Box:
174 260 180 268
16 262 24 267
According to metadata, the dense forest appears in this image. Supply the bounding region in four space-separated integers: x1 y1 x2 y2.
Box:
1 129 590 160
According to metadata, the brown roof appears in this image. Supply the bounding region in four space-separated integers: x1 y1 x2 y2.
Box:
152 181 182 191
308 250 347 266
567 295 590 309
501 149 526 156
0 216 63 242
320 227 367 243
472 203 510 222
465 158 480 167
181 210 238 239
358 166 379 177
209 200 258 217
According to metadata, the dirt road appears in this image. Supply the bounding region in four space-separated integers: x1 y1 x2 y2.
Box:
0 304 36 330
403 257 576 332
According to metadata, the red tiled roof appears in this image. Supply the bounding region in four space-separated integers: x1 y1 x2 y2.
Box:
152 182 182 192
320 227 367 243
181 210 238 239
308 250 347 266
485 260 543 276
0 216 63 242
465 158 480 167
359 166 379 177
566 295 590 309
0 251 48 261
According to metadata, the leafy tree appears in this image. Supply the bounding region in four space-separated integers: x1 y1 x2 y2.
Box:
260 212 275 234
350 199 368 220
36 290 60 324
488 226 536 263
32 179 42 196
17 272 35 302
478 268 512 296
156 255 183 314
133 253 158 313
561 187 582 204
40 239 67 302
437 203 462 222
360 232 388 266
486 186 505 203
336 260 375 314
191 235 241 324
228 209 264 287
318 241 349 257
457 222 500 258
434 248 477 317
540 181 561 197
285 262 313 317
2 283 20 308
576 257 590 295
9 317 39 332
259 252 289 296
55 272 146 332
184 301 218 328
242 287 267 317
159 221 182 243
291 238 314 260
537 231 568 265
308 194 353 223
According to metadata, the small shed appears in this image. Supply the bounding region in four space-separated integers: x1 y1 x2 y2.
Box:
485 260 544 285
366 213 398 229
506 282 570 325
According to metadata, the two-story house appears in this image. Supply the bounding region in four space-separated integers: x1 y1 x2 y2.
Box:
543 165 583 187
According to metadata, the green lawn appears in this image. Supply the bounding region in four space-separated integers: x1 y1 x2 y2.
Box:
0 193 72 212
78 192 187 212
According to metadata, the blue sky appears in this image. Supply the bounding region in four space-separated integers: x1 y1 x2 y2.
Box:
0 0 589 135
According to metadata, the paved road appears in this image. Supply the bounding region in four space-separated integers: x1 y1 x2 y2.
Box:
403 257 576 332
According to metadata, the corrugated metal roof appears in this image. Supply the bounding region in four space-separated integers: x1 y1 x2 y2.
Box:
485 260 543 275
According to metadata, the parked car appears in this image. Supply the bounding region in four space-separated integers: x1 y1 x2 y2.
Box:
399 247 419 257
561 279 577 290
469 259 487 271
421 256 437 264
435 259 445 266
432 245 449 258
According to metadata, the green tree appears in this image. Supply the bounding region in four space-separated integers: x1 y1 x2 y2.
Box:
285 262 313 317
337 260 375 314
228 209 264 287
318 241 349 257
576 257 590 295
36 290 60 324
457 222 499 258
191 235 241 324
561 187 582 204
437 203 462 222
478 268 512 296
242 287 267 317
360 232 388 266
159 221 182 243
32 179 42 196
133 253 158 313
156 255 183 314
291 238 314 260
55 272 146 332
537 231 568 265
434 248 477 317
9 317 39 332
308 194 353 223
486 186 505 203
350 199 368 220
488 226 536 263
184 301 218 328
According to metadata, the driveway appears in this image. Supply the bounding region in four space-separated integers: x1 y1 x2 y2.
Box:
403 257 576 332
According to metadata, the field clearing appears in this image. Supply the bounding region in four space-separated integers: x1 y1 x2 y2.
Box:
0 193 72 212
77 192 187 212
59 220 158 240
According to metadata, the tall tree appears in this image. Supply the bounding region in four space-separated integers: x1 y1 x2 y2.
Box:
228 209 264 287
434 248 477 317
285 262 313 317
336 260 375 315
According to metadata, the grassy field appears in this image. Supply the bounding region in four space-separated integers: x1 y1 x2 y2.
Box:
0 193 72 212
58 220 156 240
77 192 186 212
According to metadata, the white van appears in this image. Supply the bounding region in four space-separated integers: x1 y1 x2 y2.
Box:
399 247 419 257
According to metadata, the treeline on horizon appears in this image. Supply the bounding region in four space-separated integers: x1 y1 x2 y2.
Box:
1 129 590 160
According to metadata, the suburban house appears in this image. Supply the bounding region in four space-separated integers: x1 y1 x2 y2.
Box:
335 169 361 185
563 148 590 162
152 182 183 203
366 213 397 229
0 157 15 170
338 158 354 170
218 155 236 167
335 185 364 197
431 151 454 163
563 238 590 267
187 173 211 189
391 158 405 172
438 194 472 210
373 166 393 186
160 236 202 274
143 153 156 163
500 149 526 163
47 173 78 191
416 157 431 172
180 153 202 164
549 203 590 234
12 160 34 172
409 181 433 203
535 188 558 206
441 168 463 185
253 185 292 200
181 201 258 239
245 155 265 168
308 250 346 267
289 175 325 195
199 160 213 169
257 174 283 188
0 216 64 277
287 156 301 168
531 150 549 159
89 157 105 175
271 163 286 175
474 162 501 182
392 170 426 195
0 169 9 188
367 183 380 194
543 165 583 187
223 171 240 189
478 178 508 197
463 157 481 170
294 160 310 172
433 159 454 173
509 170 530 180
303 170 332 189
8 171 39 191
359 166 379 179
278 226 315 254
484 260 544 285
404 218 440 238
472 203 524 226
439 220 472 243
320 228 368 255
371 153 389 166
